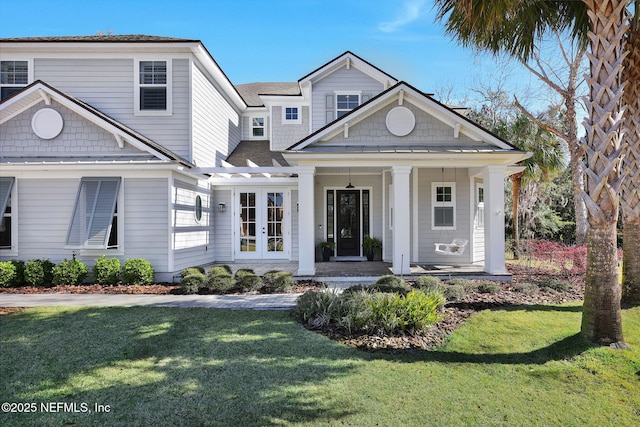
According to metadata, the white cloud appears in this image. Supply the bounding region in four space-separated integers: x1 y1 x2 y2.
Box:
378 0 426 33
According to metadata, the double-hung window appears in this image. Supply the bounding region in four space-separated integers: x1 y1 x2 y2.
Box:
1 60 29 100
251 117 265 137
136 60 171 114
432 182 456 229
0 178 15 250
66 177 121 249
336 93 360 118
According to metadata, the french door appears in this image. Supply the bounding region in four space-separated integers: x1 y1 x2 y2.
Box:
235 188 289 259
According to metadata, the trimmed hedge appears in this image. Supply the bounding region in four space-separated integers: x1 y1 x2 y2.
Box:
93 256 121 285
123 258 154 285
52 258 88 285
24 259 54 287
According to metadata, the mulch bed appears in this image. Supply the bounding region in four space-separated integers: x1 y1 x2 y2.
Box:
0 266 586 354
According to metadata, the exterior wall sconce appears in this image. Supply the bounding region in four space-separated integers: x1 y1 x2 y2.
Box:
218 202 226 213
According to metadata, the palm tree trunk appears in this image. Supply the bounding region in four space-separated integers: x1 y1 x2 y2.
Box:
621 6 640 305
511 172 523 259
580 0 628 347
582 221 626 345
622 221 640 304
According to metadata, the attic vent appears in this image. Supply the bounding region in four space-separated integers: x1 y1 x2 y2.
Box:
386 106 415 137
31 108 64 140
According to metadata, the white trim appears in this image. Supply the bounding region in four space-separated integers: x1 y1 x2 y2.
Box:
323 186 374 258
0 58 33 99
0 178 18 256
334 91 361 119
412 168 419 262
134 58 173 116
431 182 456 230
475 182 485 229
281 105 302 124
248 113 266 139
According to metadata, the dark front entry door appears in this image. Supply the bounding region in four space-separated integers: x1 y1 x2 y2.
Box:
336 190 360 256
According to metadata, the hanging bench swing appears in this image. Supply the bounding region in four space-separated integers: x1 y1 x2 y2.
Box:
433 167 468 256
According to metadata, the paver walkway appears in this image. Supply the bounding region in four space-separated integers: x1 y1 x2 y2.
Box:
0 293 302 310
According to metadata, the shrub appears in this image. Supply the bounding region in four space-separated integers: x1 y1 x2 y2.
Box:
24 259 55 287
52 258 88 285
181 273 207 295
180 266 205 278
514 282 539 295
206 266 235 293
93 256 121 285
413 275 444 292
446 278 479 292
263 270 295 292
0 261 17 287
293 290 342 328
235 269 263 292
442 284 466 301
372 275 410 294
10 260 26 287
367 290 446 335
476 280 501 294
122 258 154 286
538 277 573 292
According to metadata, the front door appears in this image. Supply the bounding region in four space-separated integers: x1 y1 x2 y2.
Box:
336 190 360 256
236 189 289 259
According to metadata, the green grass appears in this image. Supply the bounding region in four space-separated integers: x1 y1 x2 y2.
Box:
1 305 639 426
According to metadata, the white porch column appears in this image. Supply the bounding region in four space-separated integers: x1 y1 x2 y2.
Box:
297 166 316 275
392 166 412 275
483 165 507 274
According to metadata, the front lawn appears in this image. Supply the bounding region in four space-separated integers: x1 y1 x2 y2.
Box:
1 305 639 426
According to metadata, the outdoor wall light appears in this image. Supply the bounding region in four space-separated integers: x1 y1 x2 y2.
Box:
218 202 226 213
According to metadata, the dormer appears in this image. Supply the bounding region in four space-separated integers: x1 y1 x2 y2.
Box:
298 51 399 132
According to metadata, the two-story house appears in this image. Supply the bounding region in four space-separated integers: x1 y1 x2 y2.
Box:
0 35 528 281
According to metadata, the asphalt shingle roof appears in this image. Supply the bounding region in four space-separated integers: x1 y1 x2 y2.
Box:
0 34 199 43
235 82 301 107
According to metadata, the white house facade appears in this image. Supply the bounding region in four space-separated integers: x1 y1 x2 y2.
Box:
0 36 528 281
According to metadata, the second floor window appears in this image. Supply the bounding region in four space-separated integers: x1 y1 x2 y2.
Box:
1 61 28 100
336 94 359 118
139 61 167 110
252 117 265 137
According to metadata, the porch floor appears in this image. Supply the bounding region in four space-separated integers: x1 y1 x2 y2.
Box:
213 261 511 283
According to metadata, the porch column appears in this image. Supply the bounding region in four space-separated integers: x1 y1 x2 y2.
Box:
483 165 507 274
297 165 316 275
392 165 412 275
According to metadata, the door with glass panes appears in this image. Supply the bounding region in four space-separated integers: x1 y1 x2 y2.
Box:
235 189 289 259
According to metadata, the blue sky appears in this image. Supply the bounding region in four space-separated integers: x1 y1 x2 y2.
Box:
1 0 536 104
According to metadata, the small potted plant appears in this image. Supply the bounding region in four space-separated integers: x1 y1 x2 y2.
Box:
317 240 335 262
362 235 382 261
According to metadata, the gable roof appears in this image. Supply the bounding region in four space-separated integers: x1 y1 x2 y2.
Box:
287 81 520 154
0 80 193 166
299 51 398 87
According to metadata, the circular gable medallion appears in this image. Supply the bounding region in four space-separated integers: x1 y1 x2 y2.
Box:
386 106 415 137
31 108 64 140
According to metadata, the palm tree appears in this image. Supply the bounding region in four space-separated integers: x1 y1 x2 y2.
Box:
434 0 631 347
621 3 640 305
493 113 567 258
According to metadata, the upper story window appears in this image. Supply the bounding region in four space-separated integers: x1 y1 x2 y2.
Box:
432 182 456 230
282 106 301 124
252 117 265 137
135 60 172 115
336 93 360 118
1 61 29 100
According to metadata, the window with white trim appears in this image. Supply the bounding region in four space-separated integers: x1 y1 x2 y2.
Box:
135 60 171 114
251 117 265 137
1 61 28 100
336 93 360 118
66 177 121 249
476 184 485 229
282 106 301 124
0 177 15 250
432 182 456 229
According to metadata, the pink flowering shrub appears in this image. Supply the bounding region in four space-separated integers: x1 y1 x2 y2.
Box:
521 240 587 277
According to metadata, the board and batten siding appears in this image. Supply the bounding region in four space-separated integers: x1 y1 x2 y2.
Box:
416 168 472 264
310 67 385 132
33 57 191 160
191 63 241 167
171 177 215 271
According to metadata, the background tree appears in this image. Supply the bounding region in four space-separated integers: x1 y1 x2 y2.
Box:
434 0 630 347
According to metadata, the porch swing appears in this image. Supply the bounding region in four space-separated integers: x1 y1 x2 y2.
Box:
433 167 468 256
